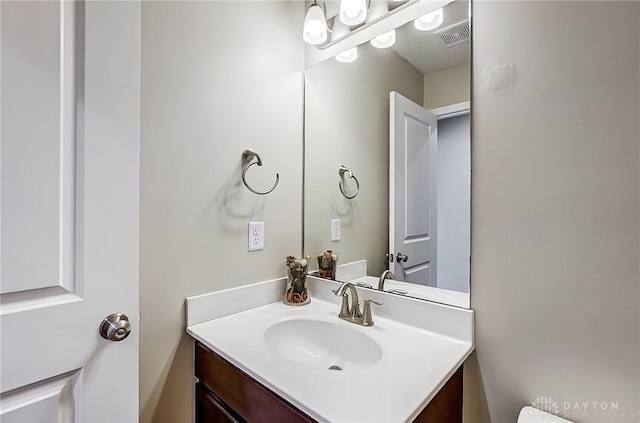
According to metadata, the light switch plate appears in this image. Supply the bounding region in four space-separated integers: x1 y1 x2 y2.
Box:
248 222 264 251
331 219 341 241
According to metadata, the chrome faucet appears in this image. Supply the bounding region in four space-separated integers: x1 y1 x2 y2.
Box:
378 270 395 291
333 282 382 326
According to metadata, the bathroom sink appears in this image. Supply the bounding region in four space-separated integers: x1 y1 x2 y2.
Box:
186 290 474 422
263 319 382 371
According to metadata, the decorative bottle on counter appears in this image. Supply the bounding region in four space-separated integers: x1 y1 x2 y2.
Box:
284 255 310 306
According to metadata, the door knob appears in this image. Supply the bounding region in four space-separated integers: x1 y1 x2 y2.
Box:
99 313 131 342
396 252 408 262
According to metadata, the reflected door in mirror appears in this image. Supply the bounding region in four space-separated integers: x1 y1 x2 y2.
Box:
390 92 438 287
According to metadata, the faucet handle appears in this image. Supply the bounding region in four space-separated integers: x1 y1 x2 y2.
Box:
333 288 351 317
362 299 383 326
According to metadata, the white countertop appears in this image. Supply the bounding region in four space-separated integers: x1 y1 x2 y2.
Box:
186 278 474 423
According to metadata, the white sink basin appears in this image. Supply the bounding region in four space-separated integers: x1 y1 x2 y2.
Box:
263 319 382 371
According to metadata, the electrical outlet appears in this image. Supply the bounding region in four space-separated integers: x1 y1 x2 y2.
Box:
331 219 341 241
248 222 264 251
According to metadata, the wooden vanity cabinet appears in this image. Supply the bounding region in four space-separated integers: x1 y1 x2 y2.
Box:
195 341 462 423
413 365 463 423
195 342 313 423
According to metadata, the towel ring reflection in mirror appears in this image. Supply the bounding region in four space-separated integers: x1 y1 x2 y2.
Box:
242 149 280 195
338 165 360 199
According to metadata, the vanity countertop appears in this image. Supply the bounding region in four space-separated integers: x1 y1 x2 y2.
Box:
187 279 474 423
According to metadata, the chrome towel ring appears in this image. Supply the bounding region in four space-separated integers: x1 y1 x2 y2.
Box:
242 149 279 195
338 165 360 199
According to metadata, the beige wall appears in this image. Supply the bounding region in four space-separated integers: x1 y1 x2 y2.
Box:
140 1 640 422
466 1 640 422
423 62 470 109
304 46 423 277
139 2 303 422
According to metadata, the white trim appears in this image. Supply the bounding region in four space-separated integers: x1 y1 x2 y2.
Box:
430 101 470 119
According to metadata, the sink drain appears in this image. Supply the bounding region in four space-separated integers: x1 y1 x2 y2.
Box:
328 365 343 371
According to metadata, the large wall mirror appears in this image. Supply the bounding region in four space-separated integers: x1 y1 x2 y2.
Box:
304 0 471 308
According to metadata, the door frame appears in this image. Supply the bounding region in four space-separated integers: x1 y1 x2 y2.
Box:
430 101 470 119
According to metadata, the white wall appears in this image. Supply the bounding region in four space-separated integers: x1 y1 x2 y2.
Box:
437 114 470 293
466 1 640 422
423 62 470 109
139 2 303 422
304 46 423 277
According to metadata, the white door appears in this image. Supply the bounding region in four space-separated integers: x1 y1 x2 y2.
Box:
1 1 140 421
389 92 437 286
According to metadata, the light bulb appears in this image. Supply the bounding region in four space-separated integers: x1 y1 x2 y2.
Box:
339 0 367 26
344 6 360 18
414 8 444 31
306 21 323 38
335 47 358 63
303 2 328 45
370 29 396 48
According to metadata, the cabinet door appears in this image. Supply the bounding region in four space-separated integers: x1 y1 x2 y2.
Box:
413 366 463 423
196 383 241 423
195 342 314 423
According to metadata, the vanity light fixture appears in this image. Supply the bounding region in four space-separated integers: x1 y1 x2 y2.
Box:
370 29 396 48
303 0 328 45
339 0 368 26
335 47 358 63
414 7 444 31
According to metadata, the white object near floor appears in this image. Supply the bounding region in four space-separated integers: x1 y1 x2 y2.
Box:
518 406 573 423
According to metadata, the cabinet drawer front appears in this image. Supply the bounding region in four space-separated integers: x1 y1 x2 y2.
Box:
195 342 314 423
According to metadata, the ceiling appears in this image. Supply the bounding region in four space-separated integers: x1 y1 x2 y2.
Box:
391 0 469 75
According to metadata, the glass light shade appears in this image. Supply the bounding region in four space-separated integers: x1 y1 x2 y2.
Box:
414 8 444 31
335 47 358 63
370 29 396 48
303 3 328 45
339 0 367 26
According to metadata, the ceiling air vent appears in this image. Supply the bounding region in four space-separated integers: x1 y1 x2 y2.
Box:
435 20 470 48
